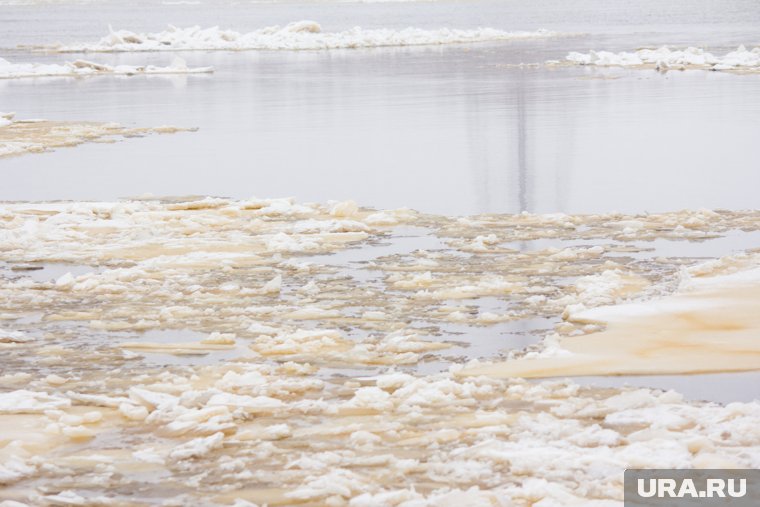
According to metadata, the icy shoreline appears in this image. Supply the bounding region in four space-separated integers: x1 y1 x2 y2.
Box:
0 56 212 79
562 45 760 72
38 21 561 52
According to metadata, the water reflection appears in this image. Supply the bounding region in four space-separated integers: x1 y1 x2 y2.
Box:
516 69 529 212
1 47 759 215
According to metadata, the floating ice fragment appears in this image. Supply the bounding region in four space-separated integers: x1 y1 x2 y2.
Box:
0 56 213 79
564 45 760 72
82 411 102 423
364 212 398 226
43 490 90 505
286 468 363 501
260 274 282 294
263 423 292 440
0 390 71 413
201 332 236 345
132 448 166 465
0 329 32 343
344 386 392 411
246 322 280 335
65 391 131 408
119 403 149 421
0 457 36 485
44 374 68 385
55 272 75 288
1 117 196 159
329 200 359 217
207 393 284 412
61 425 96 439
169 432 225 461
129 387 179 410
0 112 14 128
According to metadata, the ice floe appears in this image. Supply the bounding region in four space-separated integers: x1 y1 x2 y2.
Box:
0 112 13 128
0 56 213 79
0 329 32 343
0 114 196 158
463 253 760 378
0 390 71 413
41 21 559 52
564 45 760 72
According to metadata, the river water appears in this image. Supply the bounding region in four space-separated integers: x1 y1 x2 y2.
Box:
1 0 759 214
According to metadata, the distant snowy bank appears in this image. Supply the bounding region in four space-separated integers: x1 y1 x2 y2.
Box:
0 56 212 78
563 45 760 72
39 21 561 52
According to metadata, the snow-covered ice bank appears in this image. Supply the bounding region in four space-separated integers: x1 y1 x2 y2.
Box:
0 113 196 158
0 56 212 79
563 45 760 72
40 21 559 52
462 253 760 378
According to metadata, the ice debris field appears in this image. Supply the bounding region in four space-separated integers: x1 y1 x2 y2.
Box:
1 197 759 505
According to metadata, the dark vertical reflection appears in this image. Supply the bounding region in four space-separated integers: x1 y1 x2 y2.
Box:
554 104 575 214
516 70 529 213
466 92 492 213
